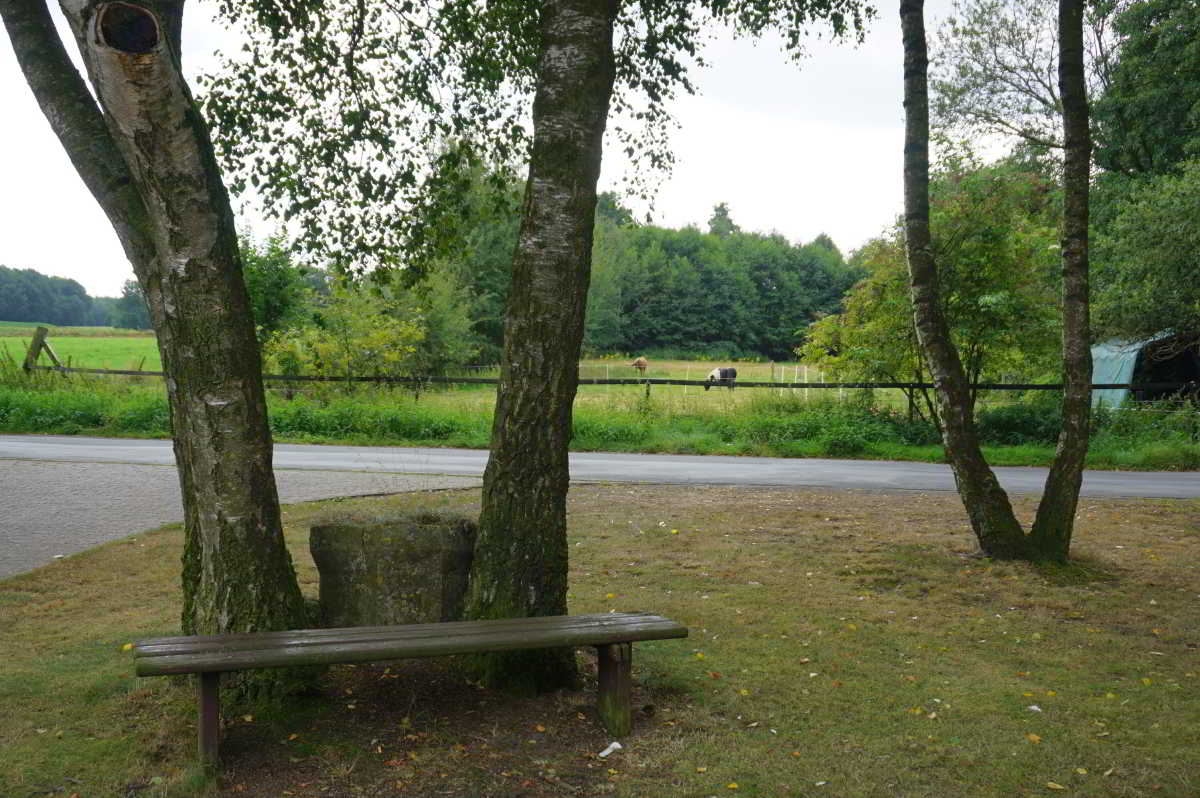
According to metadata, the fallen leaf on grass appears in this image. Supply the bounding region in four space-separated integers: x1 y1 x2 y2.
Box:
1046 782 1066 790
1026 734 1042 744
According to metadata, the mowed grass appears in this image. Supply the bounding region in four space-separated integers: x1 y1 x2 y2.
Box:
1 484 1197 797
1 332 161 370
0 322 155 336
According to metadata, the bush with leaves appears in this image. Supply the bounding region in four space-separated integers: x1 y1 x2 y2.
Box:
263 280 423 381
800 156 1062 430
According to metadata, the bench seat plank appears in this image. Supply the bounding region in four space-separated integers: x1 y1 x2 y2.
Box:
134 612 686 676
135 612 674 652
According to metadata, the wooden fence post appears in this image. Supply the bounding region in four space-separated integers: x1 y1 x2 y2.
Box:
22 326 49 372
22 326 65 374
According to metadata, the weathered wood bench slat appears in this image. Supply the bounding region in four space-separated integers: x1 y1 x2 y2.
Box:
136 615 687 676
134 612 676 657
131 611 688 770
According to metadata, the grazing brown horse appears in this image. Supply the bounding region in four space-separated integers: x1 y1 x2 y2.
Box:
629 356 649 375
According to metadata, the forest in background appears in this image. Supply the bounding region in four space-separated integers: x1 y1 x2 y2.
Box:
1 191 860 368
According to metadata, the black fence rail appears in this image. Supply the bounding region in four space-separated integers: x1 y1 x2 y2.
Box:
24 364 1197 394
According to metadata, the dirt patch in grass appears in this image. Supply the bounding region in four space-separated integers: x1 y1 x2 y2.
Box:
2 484 1198 797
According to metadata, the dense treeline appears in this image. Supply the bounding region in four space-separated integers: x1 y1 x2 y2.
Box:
0 265 154 330
247 192 859 375
440 187 860 363
1089 0 1200 347
0 265 116 327
586 208 859 360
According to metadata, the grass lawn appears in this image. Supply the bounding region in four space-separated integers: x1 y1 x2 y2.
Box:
0 322 154 336
1 333 161 371
1 484 1197 797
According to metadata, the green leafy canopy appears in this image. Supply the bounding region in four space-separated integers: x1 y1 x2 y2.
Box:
202 0 874 275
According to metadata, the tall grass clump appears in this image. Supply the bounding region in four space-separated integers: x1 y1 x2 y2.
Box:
268 390 490 446
739 393 941 448
975 394 1064 444
571 409 653 449
1089 401 1200 469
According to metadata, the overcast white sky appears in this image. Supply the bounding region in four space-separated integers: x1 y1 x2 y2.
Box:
0 1 954 298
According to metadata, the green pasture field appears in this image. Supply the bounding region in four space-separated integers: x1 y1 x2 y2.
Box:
1 333 161 371
2 484 1198 797
0 321 154 336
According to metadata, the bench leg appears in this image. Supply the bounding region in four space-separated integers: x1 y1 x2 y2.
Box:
595 642 632 737
198 672 221 771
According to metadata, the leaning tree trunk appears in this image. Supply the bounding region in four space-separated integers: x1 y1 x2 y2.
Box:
1028 0 1092 561
899 0 1028 559
3 0 307 668
465 0 619 692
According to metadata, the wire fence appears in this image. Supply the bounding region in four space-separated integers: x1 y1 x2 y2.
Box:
23 364 1197 395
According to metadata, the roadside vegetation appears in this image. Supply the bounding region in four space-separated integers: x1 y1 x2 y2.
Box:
2 347 1197 471
2 483 1197 797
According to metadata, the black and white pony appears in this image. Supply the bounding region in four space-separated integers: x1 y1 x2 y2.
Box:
704 367 737 391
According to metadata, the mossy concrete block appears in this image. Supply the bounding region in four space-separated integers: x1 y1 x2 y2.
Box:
309 511 477 628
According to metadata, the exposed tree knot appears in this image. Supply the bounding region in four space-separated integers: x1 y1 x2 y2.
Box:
99 3 159 54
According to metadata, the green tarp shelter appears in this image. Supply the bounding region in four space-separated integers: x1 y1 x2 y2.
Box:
1091 335 1200 407
1091 340 1141 408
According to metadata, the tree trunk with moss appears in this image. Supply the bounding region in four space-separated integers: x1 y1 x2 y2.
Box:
2 0 307 662
1028 0 1092 561
465 0 618 692
900 0 1029 559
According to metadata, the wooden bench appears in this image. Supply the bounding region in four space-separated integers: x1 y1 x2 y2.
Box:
132 611 688 768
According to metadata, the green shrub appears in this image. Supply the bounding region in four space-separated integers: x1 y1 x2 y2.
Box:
975 400 1063 445
818 424 869 457
0 388 109 432
572 414 651 447
739 414 824 444
109 395 170 433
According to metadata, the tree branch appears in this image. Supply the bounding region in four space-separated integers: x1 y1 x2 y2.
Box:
0 0 154 266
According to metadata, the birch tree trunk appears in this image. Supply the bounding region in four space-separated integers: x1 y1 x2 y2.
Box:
1029 0 1092 561
899 0 1028 559
465 0 619 692
2 0 306 667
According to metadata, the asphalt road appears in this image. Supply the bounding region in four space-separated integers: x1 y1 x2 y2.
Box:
2 434 1196 579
